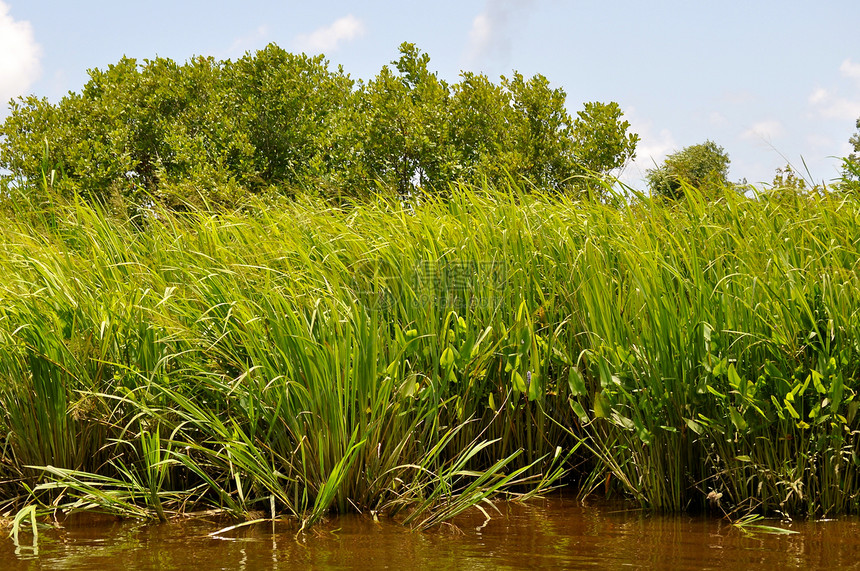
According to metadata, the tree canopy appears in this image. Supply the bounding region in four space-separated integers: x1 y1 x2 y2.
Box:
844 117 860 189
646 140 730 200
1 42 639 208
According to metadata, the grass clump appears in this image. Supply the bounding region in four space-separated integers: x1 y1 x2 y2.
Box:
1 182 859 527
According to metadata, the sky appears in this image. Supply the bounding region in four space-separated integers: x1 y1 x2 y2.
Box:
1 0 859 188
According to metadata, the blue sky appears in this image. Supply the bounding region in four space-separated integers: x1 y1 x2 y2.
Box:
1 0 858 188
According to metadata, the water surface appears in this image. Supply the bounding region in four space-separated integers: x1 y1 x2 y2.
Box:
3 496 859 570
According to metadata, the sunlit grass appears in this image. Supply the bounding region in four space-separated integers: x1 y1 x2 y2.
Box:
1 181 859 527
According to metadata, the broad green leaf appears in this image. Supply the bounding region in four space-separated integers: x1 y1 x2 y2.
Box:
831 372 844 411
593 391 610 419
571 400 589 424
511 371 526 393
729 408 747 432
440 346 456 368
684 418 703 435
632 416 652 445
568 366 586 396
811 370 825 394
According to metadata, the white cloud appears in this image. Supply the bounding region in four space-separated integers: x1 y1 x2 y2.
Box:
840 58 860 80
808 87 829 105
709 111 727 126
221 25 269 59
809 87 860 120
464 0 537 69
616 110 677 188
293 15 365 54
0 1 41 108
741 120 784 141
808 60 860 121
806 133 833 150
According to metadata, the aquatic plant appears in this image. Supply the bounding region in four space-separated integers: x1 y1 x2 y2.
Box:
0 180 859 526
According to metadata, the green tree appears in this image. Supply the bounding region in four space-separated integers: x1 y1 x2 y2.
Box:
850 117 860 156
771 164 808 192
448 71 511 185
497 72 574 192
1 42 640 207
223 45 352 192
347 42 454 197
0 55 247 208
843 117 860 190
572 102 639 177
449 73 638 196
646 140 730 199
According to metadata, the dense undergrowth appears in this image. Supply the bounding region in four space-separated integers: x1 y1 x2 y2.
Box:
1 182 859 529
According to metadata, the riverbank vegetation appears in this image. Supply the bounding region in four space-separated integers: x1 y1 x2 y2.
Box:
3 44 860 530
0 178 859 526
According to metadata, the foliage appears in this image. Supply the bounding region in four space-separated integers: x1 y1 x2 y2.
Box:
646 140 730 199
850 116 860 158
765 163 826 202
571 101 639 196
0 43 638 206
2 181 860 525
222 45 353 193
841 117 860 193
345 43 455 196
771 164 808 192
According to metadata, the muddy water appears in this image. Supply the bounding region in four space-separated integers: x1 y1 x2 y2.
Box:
3 496 860 570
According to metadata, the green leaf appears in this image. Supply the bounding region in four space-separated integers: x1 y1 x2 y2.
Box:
440 346 456 368
765 361 782 379
729 408 747 432
632 416 652 445
706 385 726 399
684 418 703 435
770 395 785 420
849 401 859 424
571 400 589 424
728 364 748 397
511 371 526 393
567 366 586 396
611 412 635 430
593 391 610 419
811 370 826 394
831 372 844 412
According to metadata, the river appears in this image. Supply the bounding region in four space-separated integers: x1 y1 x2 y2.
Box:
3 495 858 569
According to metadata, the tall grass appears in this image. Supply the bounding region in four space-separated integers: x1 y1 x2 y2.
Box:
1 181 859 526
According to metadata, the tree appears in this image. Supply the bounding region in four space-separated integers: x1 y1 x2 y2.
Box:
771 164 807 192
646 140 730 200
348 43 454 197
448 71 512 185
0 42 641 207
0 55 246 207
448 73 638 197
851 117 860 157
571 101 639 196
843 117 860 190
224 45 353 191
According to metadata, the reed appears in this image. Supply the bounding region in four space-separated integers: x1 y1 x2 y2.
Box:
1 180 859 526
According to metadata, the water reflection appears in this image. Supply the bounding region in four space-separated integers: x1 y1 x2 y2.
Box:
3 496 860 570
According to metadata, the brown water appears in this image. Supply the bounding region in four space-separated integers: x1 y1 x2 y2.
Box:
3 496 860 570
